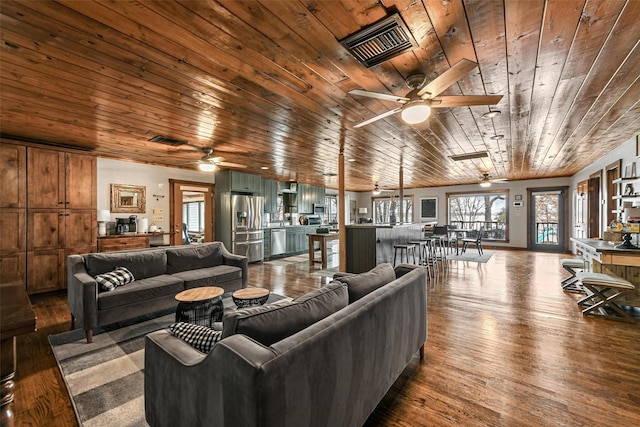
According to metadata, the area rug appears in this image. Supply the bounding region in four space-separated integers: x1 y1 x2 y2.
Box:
49 291 289 427
447 249 494 263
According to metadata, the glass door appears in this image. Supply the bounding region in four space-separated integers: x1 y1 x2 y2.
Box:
529 188 567 252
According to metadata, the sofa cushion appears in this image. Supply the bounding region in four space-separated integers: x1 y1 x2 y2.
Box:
222 282 348 346
169 322 223 353
95 267 135 292
166 243 224 274
334 263 396 303
85 250 167 280
98 274 184 311
171 265 242 289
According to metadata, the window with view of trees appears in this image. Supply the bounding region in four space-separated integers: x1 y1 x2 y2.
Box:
373 196 413 224
447 191 508 240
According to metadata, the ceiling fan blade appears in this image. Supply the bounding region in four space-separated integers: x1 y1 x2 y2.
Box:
417 59 478 98
349 89 408 103
217 161 248 169
354 107 402 128
491 178 508 182
430 95 503 108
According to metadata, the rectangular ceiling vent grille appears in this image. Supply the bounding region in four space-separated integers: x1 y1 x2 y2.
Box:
148 135 188 147
449 151 489 162
340 14 418 68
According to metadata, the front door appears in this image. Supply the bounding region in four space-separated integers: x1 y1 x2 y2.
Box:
529 187 568 252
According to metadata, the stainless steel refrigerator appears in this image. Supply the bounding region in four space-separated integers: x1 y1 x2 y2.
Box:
231 194 264 262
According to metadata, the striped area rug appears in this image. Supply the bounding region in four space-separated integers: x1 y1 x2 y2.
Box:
50 292 287 426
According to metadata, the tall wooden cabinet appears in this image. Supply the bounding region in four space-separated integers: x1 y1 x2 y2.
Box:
1 142 97 293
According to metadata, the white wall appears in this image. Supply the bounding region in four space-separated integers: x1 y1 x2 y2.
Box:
98 158 216 243
570 134 639 234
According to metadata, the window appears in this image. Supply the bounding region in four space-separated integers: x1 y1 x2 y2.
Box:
182 201 204 232
373 196 413 224
447 190 507 240
324 195 338 224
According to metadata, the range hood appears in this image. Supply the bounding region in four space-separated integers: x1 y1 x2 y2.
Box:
279 182 298 193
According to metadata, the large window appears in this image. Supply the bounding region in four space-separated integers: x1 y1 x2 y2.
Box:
182 201 204 232
324 195 338 225
447 190 508 240
373 196 413 224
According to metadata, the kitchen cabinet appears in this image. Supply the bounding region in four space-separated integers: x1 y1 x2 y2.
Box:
1 142 97 293
0 144 27 284
263 229 271 259
216 170 262 193
297 184 326 214
285 226 307 254
262 179 278 213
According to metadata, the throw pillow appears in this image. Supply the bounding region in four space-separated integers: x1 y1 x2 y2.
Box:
222 282 348 346
333 263 395 303
169 322 223 353
94 266 135 292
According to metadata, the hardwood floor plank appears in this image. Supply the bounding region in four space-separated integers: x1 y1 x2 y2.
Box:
11 249 640 426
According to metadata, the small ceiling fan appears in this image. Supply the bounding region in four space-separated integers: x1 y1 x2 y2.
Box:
372 184 394 195
349 59 503 128
479 173 507 188
191 147 248 172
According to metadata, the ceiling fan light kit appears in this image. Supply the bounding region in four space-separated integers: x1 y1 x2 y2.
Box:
401 102 431 124
479 180 492 188
198 162 216 172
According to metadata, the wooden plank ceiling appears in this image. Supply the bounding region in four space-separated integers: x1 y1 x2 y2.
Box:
1 0 639 192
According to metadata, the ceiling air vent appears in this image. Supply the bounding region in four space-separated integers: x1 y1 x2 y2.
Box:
148 135 188 147
340 14 418 68
449 151 489 162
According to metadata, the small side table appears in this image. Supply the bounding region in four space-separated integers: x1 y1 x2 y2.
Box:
175 287 224 326
232 288 270 308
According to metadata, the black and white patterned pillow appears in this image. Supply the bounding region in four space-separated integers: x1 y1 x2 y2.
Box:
95 266 135 292
169 322 223 353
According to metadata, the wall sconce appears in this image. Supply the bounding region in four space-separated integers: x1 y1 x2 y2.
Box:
153 194 165 201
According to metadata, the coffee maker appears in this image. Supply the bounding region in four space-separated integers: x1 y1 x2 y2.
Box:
116 215 137 234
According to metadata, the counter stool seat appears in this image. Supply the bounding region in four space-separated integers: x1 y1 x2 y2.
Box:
561 258 584 292
575 272 637 322
393 243 416 266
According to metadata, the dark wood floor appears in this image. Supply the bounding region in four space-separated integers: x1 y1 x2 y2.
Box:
13 248 640 426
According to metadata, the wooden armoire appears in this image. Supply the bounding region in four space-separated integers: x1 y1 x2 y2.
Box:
1 141 97 294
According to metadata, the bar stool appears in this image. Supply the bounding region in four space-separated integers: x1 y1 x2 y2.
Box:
575 272 636 322
560 258 584 292
393 243 416 266
409 240 432 278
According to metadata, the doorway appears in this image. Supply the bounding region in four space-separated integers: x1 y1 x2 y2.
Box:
169 180 214 246
528 187 568 252
588 170 602 238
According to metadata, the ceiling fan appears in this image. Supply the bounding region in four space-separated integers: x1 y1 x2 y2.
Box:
479 173 507 188
190 147 248 172
372 184 394 195
349 59 503 128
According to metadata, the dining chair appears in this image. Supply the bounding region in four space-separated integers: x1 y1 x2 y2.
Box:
461 226 484 255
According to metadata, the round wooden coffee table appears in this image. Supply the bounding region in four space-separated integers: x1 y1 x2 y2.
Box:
175 286 224 326
232 288 270 308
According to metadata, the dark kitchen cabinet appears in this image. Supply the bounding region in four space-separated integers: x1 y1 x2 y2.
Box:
216 170 262 193
297 184 326 214
263 228 271 260
285 226 308 254
262 179 278 213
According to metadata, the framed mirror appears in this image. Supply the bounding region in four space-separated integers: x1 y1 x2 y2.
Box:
110 184 146 213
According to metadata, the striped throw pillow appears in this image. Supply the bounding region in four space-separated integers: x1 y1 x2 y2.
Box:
169 322 223 353
95 266 135 292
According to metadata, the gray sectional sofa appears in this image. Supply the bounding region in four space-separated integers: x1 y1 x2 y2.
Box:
67 242 247 343
144 263 428 427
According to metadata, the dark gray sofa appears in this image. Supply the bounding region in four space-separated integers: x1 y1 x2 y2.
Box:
144 263 427 427
67 242 247 343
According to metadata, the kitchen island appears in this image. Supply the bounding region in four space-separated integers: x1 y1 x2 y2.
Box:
571 237 640 305
345 223 424 273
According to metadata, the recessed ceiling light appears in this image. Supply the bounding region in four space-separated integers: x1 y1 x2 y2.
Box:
490 134 504 140
261 166 269 170
347 158 356 162
483 110 501 119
